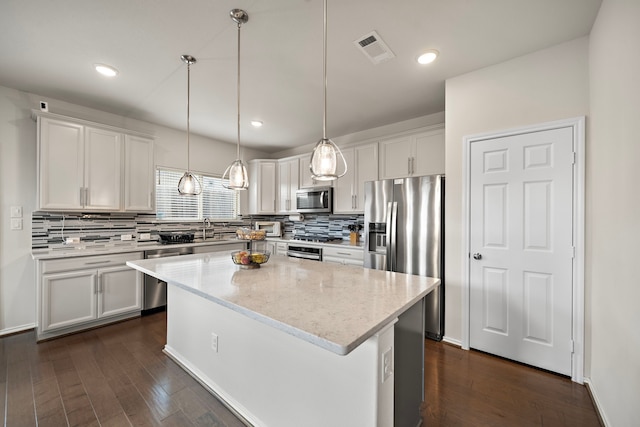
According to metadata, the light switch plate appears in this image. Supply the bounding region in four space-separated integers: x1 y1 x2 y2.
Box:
10 218 23 230
10 206 22 218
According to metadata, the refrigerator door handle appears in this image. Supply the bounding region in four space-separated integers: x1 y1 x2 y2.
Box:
385 201 393 271
389 201 398 272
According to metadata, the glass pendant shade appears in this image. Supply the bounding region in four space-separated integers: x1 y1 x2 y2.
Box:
178 171 202 195
224 159 249 190
310 137 346 181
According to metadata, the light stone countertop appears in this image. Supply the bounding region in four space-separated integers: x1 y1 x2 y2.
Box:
127 251 439 355
31 238 247 260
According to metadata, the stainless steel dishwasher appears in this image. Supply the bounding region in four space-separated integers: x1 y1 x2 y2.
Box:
143 246 193 313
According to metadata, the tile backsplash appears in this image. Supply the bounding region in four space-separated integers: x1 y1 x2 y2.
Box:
32 212 363 250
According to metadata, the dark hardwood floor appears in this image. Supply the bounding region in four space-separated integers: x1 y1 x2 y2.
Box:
423 340 602 426
1 312 600 426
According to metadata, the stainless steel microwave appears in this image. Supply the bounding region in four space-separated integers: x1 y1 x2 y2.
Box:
296 187 333 213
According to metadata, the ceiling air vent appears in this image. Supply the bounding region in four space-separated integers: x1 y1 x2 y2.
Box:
353 31 395 64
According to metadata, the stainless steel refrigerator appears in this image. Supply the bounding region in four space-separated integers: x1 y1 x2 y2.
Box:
364 174 445 340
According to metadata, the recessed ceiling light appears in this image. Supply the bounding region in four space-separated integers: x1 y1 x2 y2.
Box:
251 120 263 127
94 63 119 77
417 50 439 65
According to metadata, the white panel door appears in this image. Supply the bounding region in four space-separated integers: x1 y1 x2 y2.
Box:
41 270 97 332
469 126 574 375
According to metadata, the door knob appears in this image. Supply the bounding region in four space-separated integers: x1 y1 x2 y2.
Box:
472 253 482 260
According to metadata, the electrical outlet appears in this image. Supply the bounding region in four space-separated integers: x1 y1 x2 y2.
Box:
382 347 393 383
211 333 219 353
139 233 151 241
120 234 133 241
65 237 80 244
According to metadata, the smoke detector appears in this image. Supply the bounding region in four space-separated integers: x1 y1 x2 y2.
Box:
353 31 395 64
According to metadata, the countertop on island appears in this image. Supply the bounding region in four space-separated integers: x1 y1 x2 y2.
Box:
127 251 439 355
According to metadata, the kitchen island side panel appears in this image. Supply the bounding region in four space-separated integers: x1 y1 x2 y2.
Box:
165 283 395 427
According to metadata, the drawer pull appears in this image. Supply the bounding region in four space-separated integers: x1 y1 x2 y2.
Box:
84 260 112 265
336 252 353 256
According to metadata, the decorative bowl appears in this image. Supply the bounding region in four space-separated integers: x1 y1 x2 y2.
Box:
231 250 271 269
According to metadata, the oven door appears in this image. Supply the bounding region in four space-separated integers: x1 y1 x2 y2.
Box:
287 245 322 261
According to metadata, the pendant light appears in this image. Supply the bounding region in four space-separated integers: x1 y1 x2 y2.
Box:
309 0 347 181
177 54 202 195
223 9 250 190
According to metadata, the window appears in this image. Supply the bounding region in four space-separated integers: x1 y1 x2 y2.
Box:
155 169 240 220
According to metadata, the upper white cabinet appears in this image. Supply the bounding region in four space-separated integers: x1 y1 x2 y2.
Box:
378 126 444 179
124 135 155 212
84 126 122 210
36 114 154 212
299 154 329 188
334 143 378 213
278 157 299 213
248 159 277 214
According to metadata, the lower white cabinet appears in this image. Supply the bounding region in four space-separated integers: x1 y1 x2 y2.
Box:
38 252 143 340
322 246 364 266
276 242 288 256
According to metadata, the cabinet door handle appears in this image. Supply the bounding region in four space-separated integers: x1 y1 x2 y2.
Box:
80 187 84 206
408 157 411 175
84 260 111 265
85 188 89 206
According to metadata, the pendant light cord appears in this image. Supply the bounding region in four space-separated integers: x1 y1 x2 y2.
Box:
237 21 242 160
322 0 328 141
186 60 191 172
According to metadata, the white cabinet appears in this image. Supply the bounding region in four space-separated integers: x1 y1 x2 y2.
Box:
97 265 142 318
378 126 444 179
38 117 121 211
278 158 299 213
322 246 363 266
299 154 328 188
124 135 155 212
36 114 155 212
334 143 378 213
84 126 122 210
248 160 277 214
38 252 143 340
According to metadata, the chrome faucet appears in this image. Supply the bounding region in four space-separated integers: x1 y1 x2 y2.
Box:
203 218 212 240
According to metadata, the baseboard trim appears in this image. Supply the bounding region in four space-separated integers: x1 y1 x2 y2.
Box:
0 323 35 338
583 377 610 427
442 336 462 347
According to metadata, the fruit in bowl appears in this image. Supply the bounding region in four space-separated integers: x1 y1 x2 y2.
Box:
231 251 270 267
250 252 269 264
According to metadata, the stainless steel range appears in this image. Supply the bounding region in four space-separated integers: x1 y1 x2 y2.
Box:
287 236 344 261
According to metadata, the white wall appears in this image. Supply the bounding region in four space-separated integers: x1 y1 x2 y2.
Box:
0 84 270 334
588 1 640 425
444 37 590 345
0 86 37 333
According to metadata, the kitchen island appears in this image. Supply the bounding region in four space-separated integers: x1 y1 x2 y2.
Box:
127 251 439 427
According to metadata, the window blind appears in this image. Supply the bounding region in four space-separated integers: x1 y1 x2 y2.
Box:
155 169 240 220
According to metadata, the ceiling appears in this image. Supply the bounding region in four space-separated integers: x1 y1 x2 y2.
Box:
0 0 601 153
